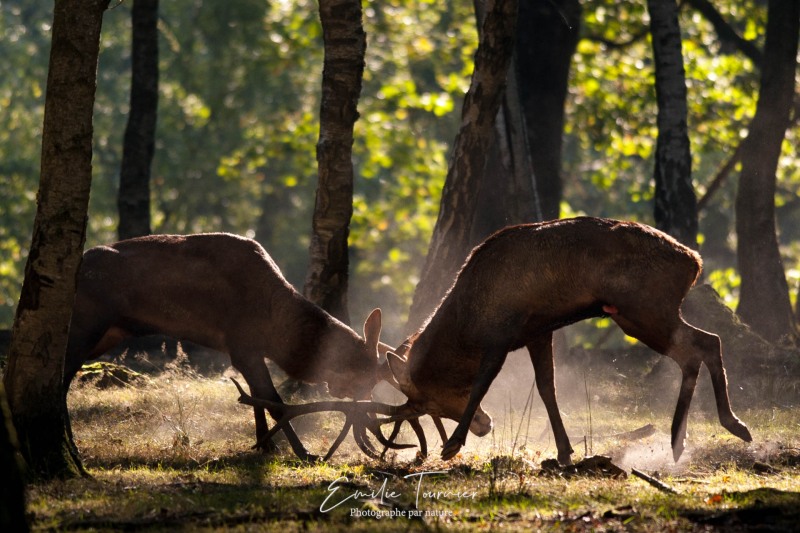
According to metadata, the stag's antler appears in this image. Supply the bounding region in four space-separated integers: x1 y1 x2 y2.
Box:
375 358 450 459
230 378 423 460
380 414 449 460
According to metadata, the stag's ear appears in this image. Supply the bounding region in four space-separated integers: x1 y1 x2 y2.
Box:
363 308 382 355
386 351 412 389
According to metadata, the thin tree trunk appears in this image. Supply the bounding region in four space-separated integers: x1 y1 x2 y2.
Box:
516 0 580 221
407 0 518 332
118 0 158 240
735 0 799 342
3 0 109 479
303 0 366 325
647 0 698 248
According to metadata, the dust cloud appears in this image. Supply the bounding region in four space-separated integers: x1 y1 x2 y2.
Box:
439 327 701 474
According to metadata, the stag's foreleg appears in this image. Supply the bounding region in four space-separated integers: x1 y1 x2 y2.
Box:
527 333 574 465
231 352 316 461
441 349 506 461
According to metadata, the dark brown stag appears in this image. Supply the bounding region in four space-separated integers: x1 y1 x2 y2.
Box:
386 217 752 463
65 233 391 460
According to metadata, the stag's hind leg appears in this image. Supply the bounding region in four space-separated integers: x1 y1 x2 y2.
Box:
612 311 750 461
527 333 573 465
612 312 702 460
670 324 752 451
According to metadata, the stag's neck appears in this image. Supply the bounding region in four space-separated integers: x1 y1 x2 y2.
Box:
270 292 356 382
408 299 465 374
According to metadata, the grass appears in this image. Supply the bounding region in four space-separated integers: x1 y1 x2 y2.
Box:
23 353 800 531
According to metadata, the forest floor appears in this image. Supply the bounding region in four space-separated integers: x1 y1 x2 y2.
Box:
25 345 800 532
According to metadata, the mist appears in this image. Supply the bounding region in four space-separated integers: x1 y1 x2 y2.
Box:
372 322 734 473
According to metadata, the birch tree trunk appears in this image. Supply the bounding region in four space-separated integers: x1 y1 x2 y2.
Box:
303 0 366 325
2 0 109 479
647 0 698 248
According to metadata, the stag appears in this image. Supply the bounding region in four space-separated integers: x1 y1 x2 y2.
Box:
65 232 402 460
385 217 752 463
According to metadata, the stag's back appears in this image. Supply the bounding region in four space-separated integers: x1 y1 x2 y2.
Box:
74 233 298 352
419 217 701 355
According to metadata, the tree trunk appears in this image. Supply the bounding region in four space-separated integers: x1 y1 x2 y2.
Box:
407 0 518 332
2 0 109 479
0 382 27 532
470 0 540 246
647 0 698 248
735 0 799 343
118 0 158 240
303 0 366 325
516 0 581 221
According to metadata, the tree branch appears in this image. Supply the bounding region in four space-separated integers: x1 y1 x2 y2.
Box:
684 0 763 66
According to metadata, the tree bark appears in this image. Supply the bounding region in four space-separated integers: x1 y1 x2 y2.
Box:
470 0 541 246
516 0 581 221
118 0 158 240
735 0 799 342
2 0 109 479
647 0 698 248
303 0 366 325
407 0 518 332
0 382 27 532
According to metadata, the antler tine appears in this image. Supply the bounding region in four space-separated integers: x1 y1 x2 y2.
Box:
352 421 383 460
379 420 403 460
322 419 353 461
231 378 423 460
376 416 431 459
232 377 412 417
362 413 416 451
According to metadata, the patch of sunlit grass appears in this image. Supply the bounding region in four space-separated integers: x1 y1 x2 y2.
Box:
27 365 798 531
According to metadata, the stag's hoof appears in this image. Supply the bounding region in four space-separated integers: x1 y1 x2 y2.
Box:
441 438 463 461
724 417 753 443
671 437 686 462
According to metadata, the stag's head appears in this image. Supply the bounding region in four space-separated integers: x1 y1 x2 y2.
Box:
384 350 493 436
323 308 384 400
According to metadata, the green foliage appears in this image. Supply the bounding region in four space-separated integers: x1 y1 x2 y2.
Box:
0 4 50 324
1 0 798 338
